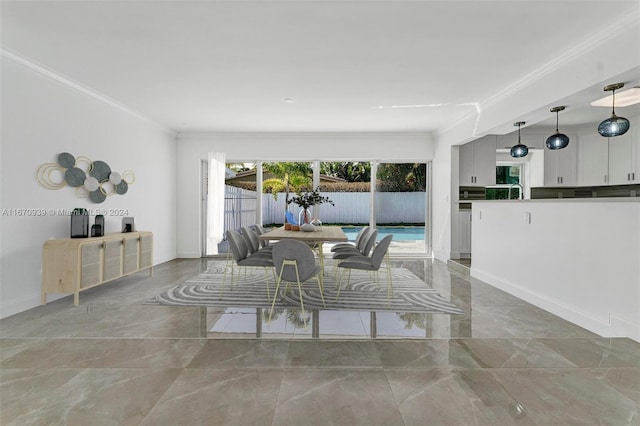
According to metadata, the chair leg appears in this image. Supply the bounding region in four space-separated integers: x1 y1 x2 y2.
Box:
268 266 286 323
222 251 231 285
263 267 271 301
292 264 307 328
336 268 351 302
385 251 393 306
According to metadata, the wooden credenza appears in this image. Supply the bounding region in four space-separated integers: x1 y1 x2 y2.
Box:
42 231 153 305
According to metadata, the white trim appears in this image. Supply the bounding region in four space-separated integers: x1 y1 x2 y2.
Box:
177 251 202 259
472 267 640 342
1 292 63 319
1 48 176 136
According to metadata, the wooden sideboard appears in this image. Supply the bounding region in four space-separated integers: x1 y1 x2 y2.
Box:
42 231 153 305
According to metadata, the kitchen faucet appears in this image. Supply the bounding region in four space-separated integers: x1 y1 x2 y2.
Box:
508 182 524 200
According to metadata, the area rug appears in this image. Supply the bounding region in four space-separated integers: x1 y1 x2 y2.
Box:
146 261 463 314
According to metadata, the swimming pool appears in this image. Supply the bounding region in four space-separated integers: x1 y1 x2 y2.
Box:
341 226 425 241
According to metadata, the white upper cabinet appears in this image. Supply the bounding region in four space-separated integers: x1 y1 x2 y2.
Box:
577 132 609 186
544 139 577 186
608 123 639 185
459 136 496 186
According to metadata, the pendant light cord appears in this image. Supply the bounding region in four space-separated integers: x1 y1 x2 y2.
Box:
612 89 616 115
517 122 522 143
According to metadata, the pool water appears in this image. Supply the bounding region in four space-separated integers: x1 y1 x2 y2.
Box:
341 226 425 241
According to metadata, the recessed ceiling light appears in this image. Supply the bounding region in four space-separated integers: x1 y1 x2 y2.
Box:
591 86 640 107
283 98 295 104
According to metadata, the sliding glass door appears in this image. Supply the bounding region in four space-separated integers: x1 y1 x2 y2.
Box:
374 162 428 254
203 159 432 256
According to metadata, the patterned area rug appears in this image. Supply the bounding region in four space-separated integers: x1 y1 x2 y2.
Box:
146 261 463 314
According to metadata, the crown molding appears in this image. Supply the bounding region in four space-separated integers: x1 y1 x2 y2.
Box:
1 48 176 137
481 11 639 111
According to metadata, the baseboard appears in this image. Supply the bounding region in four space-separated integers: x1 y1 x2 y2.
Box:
176 251 202 259
472 267 640 342
1 292 62 319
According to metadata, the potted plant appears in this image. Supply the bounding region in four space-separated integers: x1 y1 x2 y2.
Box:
289 187 334 226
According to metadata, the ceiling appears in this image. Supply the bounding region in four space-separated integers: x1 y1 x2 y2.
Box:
1 0 639 134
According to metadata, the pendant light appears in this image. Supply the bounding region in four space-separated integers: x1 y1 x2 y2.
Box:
546 106 570 150
510 121 528 158
598 83 630 137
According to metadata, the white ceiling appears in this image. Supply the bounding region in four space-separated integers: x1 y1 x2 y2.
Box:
1 0 639 134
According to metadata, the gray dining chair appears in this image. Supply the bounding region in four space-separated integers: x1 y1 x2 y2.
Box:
252 224 272 249
241 226 274 255
268 239 324 327
225 229 275 300
330 226 369 252
332 228 378 274
335 234 394 304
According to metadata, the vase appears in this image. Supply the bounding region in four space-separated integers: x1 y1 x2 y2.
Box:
298 207 312 225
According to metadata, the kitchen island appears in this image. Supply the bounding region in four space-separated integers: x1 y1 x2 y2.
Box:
468 198 639 341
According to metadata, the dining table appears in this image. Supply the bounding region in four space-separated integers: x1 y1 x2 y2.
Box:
257 225 348 277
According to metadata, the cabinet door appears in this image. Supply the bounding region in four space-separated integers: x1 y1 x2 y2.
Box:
459 142 475 185
578 133 609 186
103 239 123 281
608 132 635 184
544 145 576 186
81 241 102 288
457 210 472 254
123 237 139 274
139 233 153 269
557 141 577 186
473 136 497 186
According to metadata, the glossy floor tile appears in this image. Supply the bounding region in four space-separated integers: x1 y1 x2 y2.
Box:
1 257 638 425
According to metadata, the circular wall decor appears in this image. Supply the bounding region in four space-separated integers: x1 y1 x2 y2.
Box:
83 176 100 192
38 153 134 203
89 189 107 203
123 170 136 184
75 156 92 173
57 152 76 168
115 180 128 195
36 163 66 190
64 167 87 187
89 160 111 182
109 171 122 185
100 181 115 196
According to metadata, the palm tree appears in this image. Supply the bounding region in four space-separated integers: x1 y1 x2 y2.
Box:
262 162 312 221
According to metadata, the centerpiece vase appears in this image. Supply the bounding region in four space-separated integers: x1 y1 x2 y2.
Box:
298 207 312 225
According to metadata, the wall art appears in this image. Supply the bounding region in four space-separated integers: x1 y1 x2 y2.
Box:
37 153 135 203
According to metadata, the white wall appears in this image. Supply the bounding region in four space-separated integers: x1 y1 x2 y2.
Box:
471 199 640 341
0 57 177 318
176 132 434 257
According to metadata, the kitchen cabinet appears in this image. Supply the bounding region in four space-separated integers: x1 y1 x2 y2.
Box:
577 132 609 186
608 126 639 185
459 136 496 186
544 140 577 186
457 209 472 256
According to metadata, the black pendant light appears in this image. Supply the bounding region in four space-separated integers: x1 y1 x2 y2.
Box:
546 106 570 150
598 83 630 137
510 121 528 158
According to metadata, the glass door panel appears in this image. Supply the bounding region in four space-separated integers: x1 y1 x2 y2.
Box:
374 162 427 254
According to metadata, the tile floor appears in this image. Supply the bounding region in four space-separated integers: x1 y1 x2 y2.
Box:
1 258 638 425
